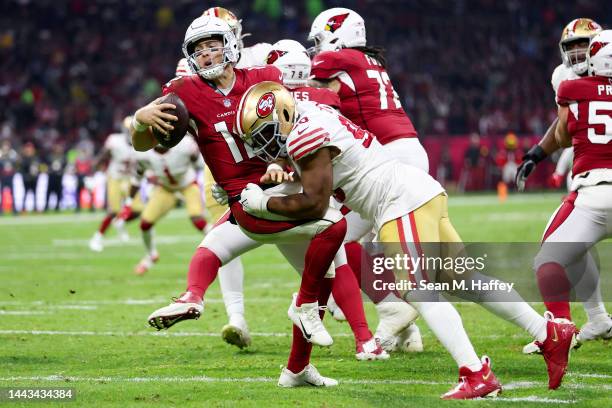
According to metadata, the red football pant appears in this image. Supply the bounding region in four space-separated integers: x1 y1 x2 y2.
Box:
331 263 372 342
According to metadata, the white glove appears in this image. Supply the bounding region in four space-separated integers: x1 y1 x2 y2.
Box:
239 183 270 218
211 183 228 205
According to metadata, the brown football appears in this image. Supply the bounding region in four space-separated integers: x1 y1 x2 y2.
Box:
152 93 190 148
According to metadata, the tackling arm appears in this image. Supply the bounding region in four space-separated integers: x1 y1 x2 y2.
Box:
266 147 334 219
309 78 341 93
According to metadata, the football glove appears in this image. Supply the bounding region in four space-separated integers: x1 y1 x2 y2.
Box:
515 145 547 191
211 183 228 206
239 183 270 218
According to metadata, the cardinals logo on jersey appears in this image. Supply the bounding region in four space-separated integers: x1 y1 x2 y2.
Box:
266 50 288 65
590 41 609 57
256 92 276 118
325 13 350 33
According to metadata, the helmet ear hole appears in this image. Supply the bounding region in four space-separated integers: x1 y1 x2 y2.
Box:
283 109 290 122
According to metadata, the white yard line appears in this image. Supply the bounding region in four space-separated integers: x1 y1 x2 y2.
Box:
0 311 49 315
0 329 350 338
490 396 575 404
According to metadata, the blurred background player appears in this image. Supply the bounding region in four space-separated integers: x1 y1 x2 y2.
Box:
89 116 137 251
174 6 266 349
129 135 206 275
308 7 424 352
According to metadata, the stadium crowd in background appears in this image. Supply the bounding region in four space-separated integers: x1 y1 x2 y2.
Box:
0 0 608 212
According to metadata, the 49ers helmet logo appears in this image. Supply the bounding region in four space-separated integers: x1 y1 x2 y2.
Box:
266 50 288 64
325 13 350 33
256 92 276 118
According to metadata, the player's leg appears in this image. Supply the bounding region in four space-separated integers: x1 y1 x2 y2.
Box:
379 198 500 399
112 179 130 242
182 183 207 232
147 217 261 330
338 208 421 352
204 167 250 346
89 177 121 251
278 242 388 360
134 187 176 275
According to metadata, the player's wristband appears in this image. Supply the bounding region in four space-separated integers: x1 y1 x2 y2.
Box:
524 145 547 163
266 163 284 173
131 116 149 132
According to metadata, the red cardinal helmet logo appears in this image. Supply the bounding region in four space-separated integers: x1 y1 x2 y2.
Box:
590 41 609 57
325 13 350 33
266 50 287 64
256 92 276 118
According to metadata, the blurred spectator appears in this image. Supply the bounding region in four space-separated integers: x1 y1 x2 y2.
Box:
0 140 18 214
18 142 41 212
495 132 522 187
45 143 66 211
459 134 489 191
73 145 94 213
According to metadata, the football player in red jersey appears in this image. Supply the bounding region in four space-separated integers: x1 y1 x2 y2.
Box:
532 30 612 351
131 16 384 386
514 19 611 355
308 7 424 352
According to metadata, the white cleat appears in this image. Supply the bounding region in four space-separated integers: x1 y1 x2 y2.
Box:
147 291 203 330
327 295 346 322
114 219 130 242
396 323 424 352
221 313 252 349
134 251 159 276
355 337 390 361
522 317 573 355
577 314 612 343
287 293 333 347
374 301 418 352
278 364 338 387
89 232 104 252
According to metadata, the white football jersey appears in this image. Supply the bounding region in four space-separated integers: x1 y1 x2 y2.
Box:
137 136 201 191
104 133 135 179
551 64 579 97
286 102 444 230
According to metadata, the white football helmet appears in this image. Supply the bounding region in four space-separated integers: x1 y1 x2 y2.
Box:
182 16 239 80
267 40 311 88
308 8 366 55
588 30 612 77
559 18 602 75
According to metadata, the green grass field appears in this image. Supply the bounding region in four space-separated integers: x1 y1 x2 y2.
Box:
1 192 610 407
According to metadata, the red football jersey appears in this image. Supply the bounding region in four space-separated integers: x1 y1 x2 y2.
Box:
557 76 612 175
290 86 341 109
162 66 283 197
311 48 417 144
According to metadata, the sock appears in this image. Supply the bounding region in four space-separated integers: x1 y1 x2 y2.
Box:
125 211 140 222
536 262 572 320
191 216 207 232
287 278 333 373
98 214 114 234
412 301 482 371
331 264 372 342
219 257 245 317
570 253 608 322
296 219 346 306
187 247 221 299
140 220 155 255
455 272 548 342
345 241 399 304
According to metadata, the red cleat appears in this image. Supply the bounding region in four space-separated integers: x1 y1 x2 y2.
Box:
536 312 578 389
441 356 502 400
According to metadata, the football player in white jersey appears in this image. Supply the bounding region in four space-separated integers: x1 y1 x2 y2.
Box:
236 82 580 397
515 18 611 354
130 136 207 275
89 117 142 252
173 6 272 349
